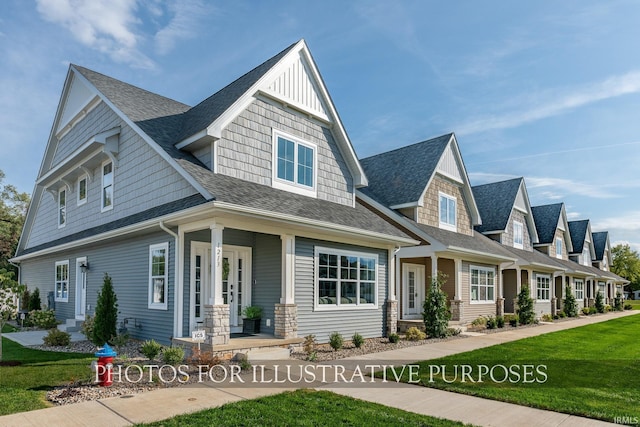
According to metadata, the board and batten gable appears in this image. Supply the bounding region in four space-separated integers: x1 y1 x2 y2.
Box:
20 230 176 344
217 98 354 206
416 175 473 236
25 104 199 250
294 237 388 342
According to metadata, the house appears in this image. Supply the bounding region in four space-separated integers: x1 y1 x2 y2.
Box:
357 134 518 328
11 40 419 345
472 178 571 317
590 231 627 302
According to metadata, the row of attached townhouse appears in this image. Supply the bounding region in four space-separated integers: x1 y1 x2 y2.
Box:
11 40 627 345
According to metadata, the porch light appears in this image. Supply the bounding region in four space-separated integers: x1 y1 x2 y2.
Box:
80 262 90 273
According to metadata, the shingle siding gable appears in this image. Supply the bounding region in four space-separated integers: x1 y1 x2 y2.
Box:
417 175 473 236
504 209 533 251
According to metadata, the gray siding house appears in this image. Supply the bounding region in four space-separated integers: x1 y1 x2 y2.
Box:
13 40 417 345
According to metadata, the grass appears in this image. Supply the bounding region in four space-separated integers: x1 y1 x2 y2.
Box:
396 314 640 422
626 299 640 310
139 389 473 427
0 337 93 415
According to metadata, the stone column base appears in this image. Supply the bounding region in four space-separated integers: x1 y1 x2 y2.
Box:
274 303 297 339
496 297 505 317
386 300 398 336
451 300 464 321
588 298 595 308
204 304 230 345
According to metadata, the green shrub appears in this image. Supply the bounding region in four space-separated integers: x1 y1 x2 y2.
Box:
517 285 535 325
509 317 519 327
21 288 30 310
422 272 451 339
447 327 462 336
614 292 623 311
563 284 578 317
503 314 517 327
605 304 612 312
552 314 559 320
541 313 553 322
162 346 185 365
595 291 605 313
581 307 590 316
111 332 130 353
140 339 163 360
496 315 505 328
329 332 343 351
303 334 316 354
471 316 487 327
81 314 95 340
388 333 400 343
29 287 41 311
589 306 597 315
558 311 566 319
405 326 426 341
92 273 118 345
29 309 58 328
352 332 364 348
624 303 633 310
43 329 70 346
241 306 263 319
486 316 497 329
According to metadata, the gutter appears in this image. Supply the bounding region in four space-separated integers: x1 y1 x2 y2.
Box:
159 221 180 339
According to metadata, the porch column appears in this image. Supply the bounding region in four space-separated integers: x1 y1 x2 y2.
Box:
451 258 463 321
514 267 522 313
275 234 297 338
496 265 505 317
205 222 229 345
431 255 438 282
386 247 398 336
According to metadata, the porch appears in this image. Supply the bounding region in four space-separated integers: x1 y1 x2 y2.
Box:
173 334 304 360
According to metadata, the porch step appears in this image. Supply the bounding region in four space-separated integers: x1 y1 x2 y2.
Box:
246 347 291 362
58 318 83 333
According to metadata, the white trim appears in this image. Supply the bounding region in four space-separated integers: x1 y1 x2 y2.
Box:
314 246 378 311
402 263 424 318
271 129 317 198
148 242 169 310
438 191 457 232
77 175 88 206
469 265 496 304
513 221 524 249
389 201 422 210
536 273 551 301
101 159 114 212
75 257 87 319
57 188 67 229
55 260 69 302
189 241 210 332
574 278 584 300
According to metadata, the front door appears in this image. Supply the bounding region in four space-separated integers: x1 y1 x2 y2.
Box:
403 264 425 319
75 257 87 320
222 246 252 333
191 242 210 331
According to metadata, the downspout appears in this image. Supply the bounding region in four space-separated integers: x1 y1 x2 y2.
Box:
159 221 179 339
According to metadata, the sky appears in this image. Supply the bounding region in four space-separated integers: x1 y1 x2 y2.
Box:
1 0 640 251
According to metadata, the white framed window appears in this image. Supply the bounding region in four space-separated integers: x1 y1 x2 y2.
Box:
272 130 317 197
148 242 169 310
513 221 524 249
55 260 69 302
470 266 496 303
582 248 591 266
315 246 378 310
101 161 114 212
598 282 605 298
58 188 66 228
439 192 456 231
536 274 550 301
555 237 563 259
575 279 584 300
77 175 87 206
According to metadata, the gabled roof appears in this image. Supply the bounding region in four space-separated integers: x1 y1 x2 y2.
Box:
592 231 610 262
531 202 573 252
500 245 567 272
568 219 591 255
472 178 521 233
359 133 481 225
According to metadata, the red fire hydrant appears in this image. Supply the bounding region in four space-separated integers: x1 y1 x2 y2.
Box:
94 343 117 387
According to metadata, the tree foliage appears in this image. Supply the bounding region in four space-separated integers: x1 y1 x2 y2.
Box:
0 268 26 361
563 284 578 318
92 273 118 346
0 170 30 273
422 272 451 338
595 291 605 314
517 284 535 325
611 244 640 291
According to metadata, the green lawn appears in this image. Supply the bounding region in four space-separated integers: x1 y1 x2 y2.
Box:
0 337 93 415
626 300 640 310
139 389 473 427
398 314 640 422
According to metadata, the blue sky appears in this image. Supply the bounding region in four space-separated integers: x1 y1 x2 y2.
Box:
2 0 640 250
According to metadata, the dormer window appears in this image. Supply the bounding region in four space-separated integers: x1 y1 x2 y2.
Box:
555 237 562 259
582 248 591 266
102 161 113 211
513 221 524 249
58 188 66 228
272 130 317 197
77 175 87 206
439 192 456 231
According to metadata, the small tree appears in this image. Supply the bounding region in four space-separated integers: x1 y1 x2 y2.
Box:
0 269 25 361
28 287 41 311
517 284 535 325
20 288 30 310
563 284 578 318
92 273 118 346
423 272 451 338
614 292 623 311
595 291 605 313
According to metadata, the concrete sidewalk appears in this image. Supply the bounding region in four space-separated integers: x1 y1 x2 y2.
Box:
0 310 636 427
3 330 86 346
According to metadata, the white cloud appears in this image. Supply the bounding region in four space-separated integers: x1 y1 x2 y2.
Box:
468 172 518 185
154 0 209 55
526 176 619 200
36 0 155 69
457 70 640 135
566 211 582 220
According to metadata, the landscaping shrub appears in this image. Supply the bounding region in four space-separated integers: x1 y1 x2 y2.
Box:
92 273 118 345
486 316 497 329
581 307 591 316
110 332 130 353
517 285 535 325
470 316 487 327
405 326 426 341
503 314 517 327
162 346 185 365
352 332 364 348
43 329 70 346
329 332 343 351
81 314 95 340
589 306 597 315
29 309 58 329
595 291 605 313
28 287 41 311
605 305 612 312
624 303 633 310
509 317 519 327
558 311 566 319
388 333 399 343
140 339 163 360
541 313 553 322
496 315 505 328
303 334 316 354
422 272 451 339
563 284 578 317
20 288 30 310
187 349 220 368
447 327 462 336
614 292 623 311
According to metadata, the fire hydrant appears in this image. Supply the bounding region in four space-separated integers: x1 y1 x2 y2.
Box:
94 343 117 387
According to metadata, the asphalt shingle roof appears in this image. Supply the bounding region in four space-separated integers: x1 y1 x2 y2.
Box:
531 203 563 244
500 246 566 271
359 134 452 207
472 178 522 233
568 220 589 254
592 231 609 261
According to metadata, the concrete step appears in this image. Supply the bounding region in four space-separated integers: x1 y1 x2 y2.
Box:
58 318 83 333
246 347 290 362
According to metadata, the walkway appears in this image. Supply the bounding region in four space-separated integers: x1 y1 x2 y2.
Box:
0 310 636 427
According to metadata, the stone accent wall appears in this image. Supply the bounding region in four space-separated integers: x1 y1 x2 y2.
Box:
204 304 230 345
504 209 533 251
386 300 398 335
416 175 473 236
496 297 505 317
274 303 298 339
451 300 464 321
